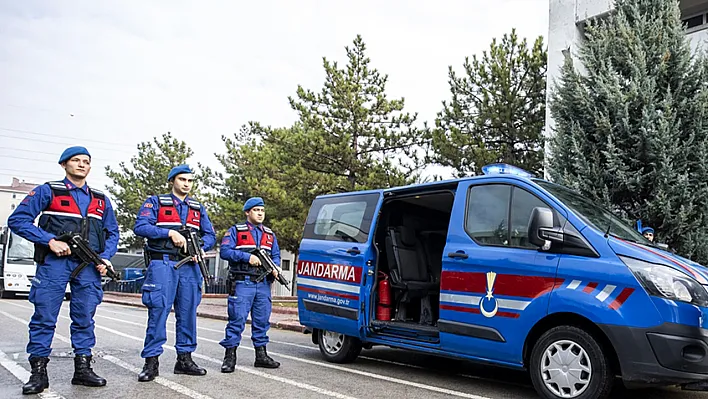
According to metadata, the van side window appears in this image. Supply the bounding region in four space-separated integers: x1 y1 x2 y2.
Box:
465 184 511 246
510 187 551 248
466 184 564 249
303 193 380 243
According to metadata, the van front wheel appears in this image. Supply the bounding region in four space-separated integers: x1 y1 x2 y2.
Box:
529 326 613 399
317 329 362 363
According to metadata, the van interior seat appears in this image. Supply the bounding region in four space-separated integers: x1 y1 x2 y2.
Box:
419 230 446 282
385 226 439 295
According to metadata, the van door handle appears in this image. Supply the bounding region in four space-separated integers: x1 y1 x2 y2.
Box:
447 251 468 259
346 248 361 255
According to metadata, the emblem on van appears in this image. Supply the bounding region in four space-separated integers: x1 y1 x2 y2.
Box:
480 271 499 318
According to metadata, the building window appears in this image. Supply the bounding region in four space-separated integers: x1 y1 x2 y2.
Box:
281 259 290 271
682 13 707 31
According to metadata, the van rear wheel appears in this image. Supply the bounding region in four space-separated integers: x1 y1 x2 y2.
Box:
317 329 362 363
529 326 613 399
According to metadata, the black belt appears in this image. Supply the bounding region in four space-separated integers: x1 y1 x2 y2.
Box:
147 252 182 262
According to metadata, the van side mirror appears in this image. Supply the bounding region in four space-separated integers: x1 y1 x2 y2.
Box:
528 207 564 250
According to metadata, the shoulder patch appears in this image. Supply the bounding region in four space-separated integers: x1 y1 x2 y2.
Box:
144 203 153 208
90 188 105 199
47 181 68 191
187 200 201 210
158 195 173 206
235 224 248 231
263 226 273 234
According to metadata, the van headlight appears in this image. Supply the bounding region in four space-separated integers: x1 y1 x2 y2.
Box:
620 256 708 307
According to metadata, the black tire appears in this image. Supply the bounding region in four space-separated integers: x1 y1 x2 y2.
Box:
0 289 14 299
317 329 362 363
529 326 614 399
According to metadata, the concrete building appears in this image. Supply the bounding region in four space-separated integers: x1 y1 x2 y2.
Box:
545 0 708 165
0 178 39 226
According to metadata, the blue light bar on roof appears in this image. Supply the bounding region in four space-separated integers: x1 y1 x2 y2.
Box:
481 163 536 178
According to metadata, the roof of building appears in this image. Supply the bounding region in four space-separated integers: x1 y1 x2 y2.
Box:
0 177 41 193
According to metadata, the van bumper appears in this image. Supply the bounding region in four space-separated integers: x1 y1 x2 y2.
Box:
600 322 708 388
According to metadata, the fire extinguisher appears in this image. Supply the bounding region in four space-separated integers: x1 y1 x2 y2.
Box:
377 271 392 321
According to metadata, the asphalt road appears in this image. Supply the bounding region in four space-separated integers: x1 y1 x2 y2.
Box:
0 298 705 399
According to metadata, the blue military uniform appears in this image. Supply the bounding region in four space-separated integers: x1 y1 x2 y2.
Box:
219 196 281 371
133 164 216 381
7 146 119 394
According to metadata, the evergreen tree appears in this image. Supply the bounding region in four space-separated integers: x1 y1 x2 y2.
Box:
430 29 547 177
205 123 308 253
288 34 425 191
105 132 211 248
548 0 708 262
209 35 425 252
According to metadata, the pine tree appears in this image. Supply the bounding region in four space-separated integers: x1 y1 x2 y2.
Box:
548 0 708 262
209 35 425 252
205 123 309 253
288 34 425 191
429 29 547 177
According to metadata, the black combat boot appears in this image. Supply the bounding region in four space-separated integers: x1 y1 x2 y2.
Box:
174 352 207 375
138 356 159 382
254 346 280 368
71 355 106 387
220 347 237 373
22 357 49 395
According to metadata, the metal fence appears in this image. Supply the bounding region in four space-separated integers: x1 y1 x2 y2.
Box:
102 278 232 295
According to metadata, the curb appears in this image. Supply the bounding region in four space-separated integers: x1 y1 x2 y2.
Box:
101 298 306 333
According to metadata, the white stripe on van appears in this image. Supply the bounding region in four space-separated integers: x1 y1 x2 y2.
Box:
297 277 360 294
567 280 581 290
440 293 530 311
596 284 616 302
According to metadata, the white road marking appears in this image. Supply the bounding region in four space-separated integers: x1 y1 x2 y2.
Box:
103 355 214 399
87 302 510 396
9 300 501 398
90 306 504 399
0 310 215 399
0 304 358 399
0 348 65 399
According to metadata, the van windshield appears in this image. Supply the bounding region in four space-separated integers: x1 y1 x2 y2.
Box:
534 180 651 244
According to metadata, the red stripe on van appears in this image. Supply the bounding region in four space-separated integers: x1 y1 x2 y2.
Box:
609 288 634 310
441 271 557 299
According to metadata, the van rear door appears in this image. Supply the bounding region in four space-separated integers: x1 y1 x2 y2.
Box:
297 190 383 338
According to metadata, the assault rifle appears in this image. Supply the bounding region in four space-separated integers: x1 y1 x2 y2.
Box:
173 228 210 288
56 233 119 281
252 248 290 292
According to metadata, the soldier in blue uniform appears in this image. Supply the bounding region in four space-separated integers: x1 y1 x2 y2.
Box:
7 146 119 395
219 196 281 372
133 164 216 382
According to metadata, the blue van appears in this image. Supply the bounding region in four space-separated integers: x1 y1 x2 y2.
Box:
296 163 708 399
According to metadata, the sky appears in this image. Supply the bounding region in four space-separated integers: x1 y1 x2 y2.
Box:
0 0 550 194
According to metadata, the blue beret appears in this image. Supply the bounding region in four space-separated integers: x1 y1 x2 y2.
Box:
58 146 91 164
642 227 655 234
243 197 265 212
168 164 193 181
